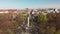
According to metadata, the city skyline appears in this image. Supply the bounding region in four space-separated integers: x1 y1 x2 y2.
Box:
0 0 60 9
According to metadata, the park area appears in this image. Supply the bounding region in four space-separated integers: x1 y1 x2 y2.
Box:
0 12 60 34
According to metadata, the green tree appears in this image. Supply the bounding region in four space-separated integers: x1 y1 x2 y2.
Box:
55 30 60 34
18 13 24 22
48 26 56 34
15 13 25 26
36 12 47 34
37 12 47 23
6 29 14 34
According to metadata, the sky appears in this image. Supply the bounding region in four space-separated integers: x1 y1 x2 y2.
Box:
0 0 60 9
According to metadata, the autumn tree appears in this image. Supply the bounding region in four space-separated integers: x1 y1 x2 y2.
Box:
46 12 56 34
